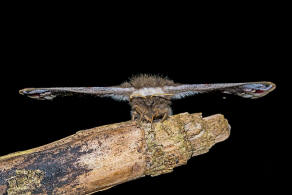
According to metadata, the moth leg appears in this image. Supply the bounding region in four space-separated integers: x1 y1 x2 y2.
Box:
161 112 168 122
132 105 142 115
138 113 144 123
151 110 160 122
132 105 148 123
150 112 157 128
150 110 159 128
131 107 144 126
151 114 155 124
157 106 171 122
144 114 153 123
131 110 139 121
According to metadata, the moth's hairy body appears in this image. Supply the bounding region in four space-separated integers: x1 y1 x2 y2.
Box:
130 96 172 123
120 74 175 89
123 75 174 122
19 74 276 123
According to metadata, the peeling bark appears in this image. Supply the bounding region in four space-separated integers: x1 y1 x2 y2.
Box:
0 112 230 195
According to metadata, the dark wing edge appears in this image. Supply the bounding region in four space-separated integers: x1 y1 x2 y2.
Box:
19 87 135 101
164 81 276 99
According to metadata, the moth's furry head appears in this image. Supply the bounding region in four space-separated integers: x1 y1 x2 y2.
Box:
130 96 172 122
120 74 175 89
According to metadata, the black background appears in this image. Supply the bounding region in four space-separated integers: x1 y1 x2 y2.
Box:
1 4 284 194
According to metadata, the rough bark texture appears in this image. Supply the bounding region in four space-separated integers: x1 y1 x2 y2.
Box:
0 112 230 195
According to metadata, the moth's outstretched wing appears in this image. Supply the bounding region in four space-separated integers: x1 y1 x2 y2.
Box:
19 87 135 101
164 82 276 99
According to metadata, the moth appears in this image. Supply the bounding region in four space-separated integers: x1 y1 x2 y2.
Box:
19 74 276 123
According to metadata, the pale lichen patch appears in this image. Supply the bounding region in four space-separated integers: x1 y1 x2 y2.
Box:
6 169 44 195
144 113 193 176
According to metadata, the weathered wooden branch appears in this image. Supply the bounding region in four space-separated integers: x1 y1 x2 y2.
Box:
0 112 230 195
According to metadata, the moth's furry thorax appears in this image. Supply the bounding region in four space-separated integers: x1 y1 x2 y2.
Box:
120 74 175 89
130 96 172 122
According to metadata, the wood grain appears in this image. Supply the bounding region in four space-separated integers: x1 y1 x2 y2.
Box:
0 112 230 195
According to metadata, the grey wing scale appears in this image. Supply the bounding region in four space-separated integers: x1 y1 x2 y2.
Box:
164 82 276 99
19 87 135 101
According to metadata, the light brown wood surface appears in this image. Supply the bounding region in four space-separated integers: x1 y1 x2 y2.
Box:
0 112 230 195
